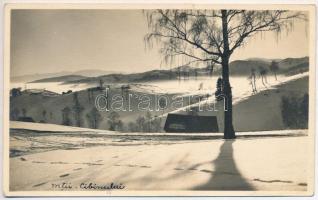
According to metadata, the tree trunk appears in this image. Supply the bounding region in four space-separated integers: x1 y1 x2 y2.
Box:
261 76 265 87
221 58 236 139
265 75 268 83
253 76 257 92
221 10 236 139
274 72 277 80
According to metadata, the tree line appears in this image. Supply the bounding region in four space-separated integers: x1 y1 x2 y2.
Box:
281 93 308 129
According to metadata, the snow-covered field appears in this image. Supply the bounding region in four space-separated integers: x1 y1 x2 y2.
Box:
10 127 309 192
10 121 308 157
11 73 306 96
120 73 308 100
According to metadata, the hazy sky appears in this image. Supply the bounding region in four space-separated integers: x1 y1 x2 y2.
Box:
11 10 309 77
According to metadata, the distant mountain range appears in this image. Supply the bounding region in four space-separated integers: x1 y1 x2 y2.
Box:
66 70 180 84
11 69 120 83
212 56 308 76
17 56 309 84
67 56 308 84
215 56 308 76
245 57 283 62
30 75 87 83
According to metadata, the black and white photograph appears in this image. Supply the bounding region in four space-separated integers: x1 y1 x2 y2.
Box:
2 3 316 197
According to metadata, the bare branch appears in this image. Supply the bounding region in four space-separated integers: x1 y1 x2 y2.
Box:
229 11 306 54
144 9 306 67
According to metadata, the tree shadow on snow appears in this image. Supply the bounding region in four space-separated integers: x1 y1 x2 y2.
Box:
193 140 255 190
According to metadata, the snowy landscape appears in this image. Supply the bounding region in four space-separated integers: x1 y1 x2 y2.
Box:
9 68 310 192
6 8 313 195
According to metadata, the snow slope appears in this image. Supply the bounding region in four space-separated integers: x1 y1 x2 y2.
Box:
155 73 309 132
10 121 102 133
10 134 309 193
164 72 309 115
9 121 307 157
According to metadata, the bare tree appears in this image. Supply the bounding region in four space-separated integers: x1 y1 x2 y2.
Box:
159 97 167 115
99 79 104 89
61 106 72 126
248 68 257 93
258 66 268 87
107 111 123 131
42 110 47 122
145 111 152 132
151 116 162 132
22 108 27 117
207 62 214 76
10 108 20 120
10 87 22 97
145 9 305 139
72 93 84 127
270 60 280 80
177 67 182 82
128 121 138 132
194 68 198 80
87 88 93 103
86 107 103 129
136 116 146 132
